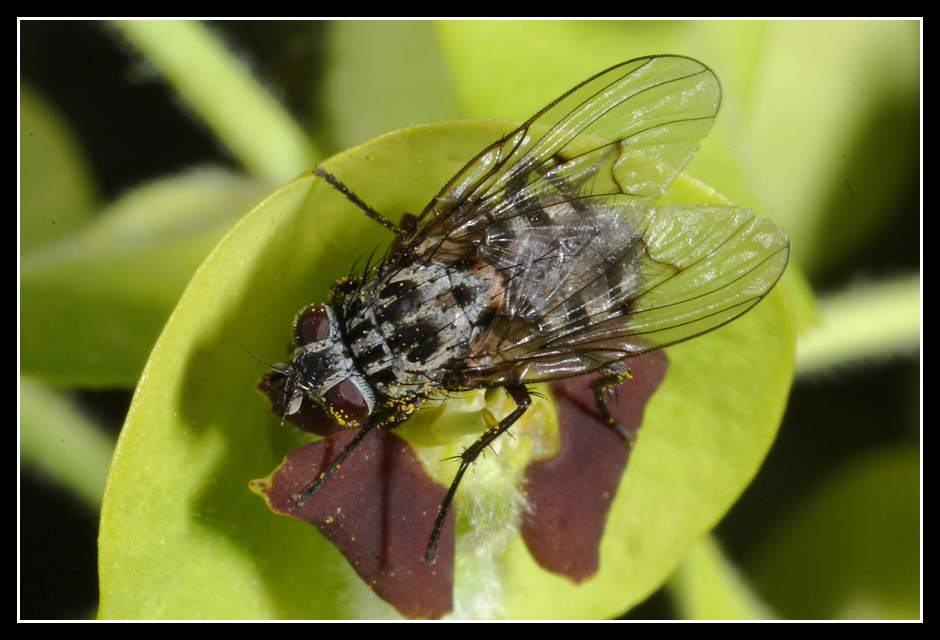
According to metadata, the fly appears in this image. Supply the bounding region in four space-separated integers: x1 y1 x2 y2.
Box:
260 55 790 564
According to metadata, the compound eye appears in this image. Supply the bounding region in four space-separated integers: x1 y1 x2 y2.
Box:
294 305 332 345
324 379 371 427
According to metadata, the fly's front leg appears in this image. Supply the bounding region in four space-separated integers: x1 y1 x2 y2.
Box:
314 166 404 235
291 409 410 506
291 420 381 505
590 362 635 444
422 384 532 564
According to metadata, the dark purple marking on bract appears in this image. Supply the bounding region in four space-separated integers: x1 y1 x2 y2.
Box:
251 429 454 619
521 351 669 582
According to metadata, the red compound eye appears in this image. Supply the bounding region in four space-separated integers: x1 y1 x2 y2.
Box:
294 305 332 345
324 379 371 427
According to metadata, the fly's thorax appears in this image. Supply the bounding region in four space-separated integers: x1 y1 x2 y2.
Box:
341 260 505 400
282 304 376 428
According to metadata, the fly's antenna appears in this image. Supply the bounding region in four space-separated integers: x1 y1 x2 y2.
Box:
238 338 298 425
234 337 289 374
314 166 405 236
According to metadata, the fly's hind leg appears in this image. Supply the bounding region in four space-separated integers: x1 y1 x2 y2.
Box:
422 384 532 564
590 362 635 445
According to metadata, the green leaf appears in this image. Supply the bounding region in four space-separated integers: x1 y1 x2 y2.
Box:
20 84 99 252
98 121 794 619
20 378 115 511
747 447 920 620
113 20 318 184
21 169 269 387
321 21 461 152
669 534 775 620
435 21 919 280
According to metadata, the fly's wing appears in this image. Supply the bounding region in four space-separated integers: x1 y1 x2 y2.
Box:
465 203 790 382
401 55 722 255
390 55 788 384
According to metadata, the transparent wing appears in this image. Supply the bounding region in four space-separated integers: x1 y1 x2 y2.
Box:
375 54 788 385
459 203 789 383
400 55 722 254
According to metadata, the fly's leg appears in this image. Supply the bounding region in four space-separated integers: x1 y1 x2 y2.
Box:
292 408 414 505
590 362 635 445
314 166 405 236
291 420 382 505
423 384 532 564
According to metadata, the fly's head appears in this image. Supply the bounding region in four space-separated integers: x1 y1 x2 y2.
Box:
261 304 375 436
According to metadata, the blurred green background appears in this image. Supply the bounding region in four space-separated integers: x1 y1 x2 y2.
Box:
19 20 919 619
